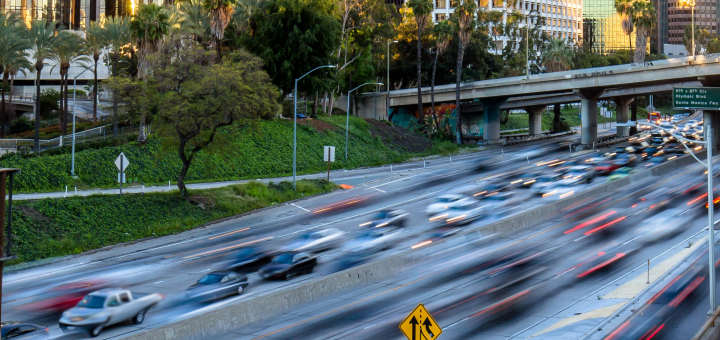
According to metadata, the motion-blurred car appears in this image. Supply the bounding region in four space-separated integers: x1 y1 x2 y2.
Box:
20 280 108 316
595 161 620 175
613 153 637 167
514 172 543 187
344 227 405 253
563 165 596 183
608 167 633 181
185 271 248 302
224 247 274 273
635 209 684 244
259 252 317 280
687 119 699 127
359 209 408 228
59 288 162 337
573 243 638 279
429 200 486 225
1 322 48 340
282 228 344 253
425 194 470 215
644 156 666 167
532 178 583 198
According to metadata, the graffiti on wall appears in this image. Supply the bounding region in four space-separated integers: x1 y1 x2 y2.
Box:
389 105 484 137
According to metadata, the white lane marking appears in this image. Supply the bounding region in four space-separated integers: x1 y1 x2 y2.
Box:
290 203 311 212
154 280 165 284
372 187 386 193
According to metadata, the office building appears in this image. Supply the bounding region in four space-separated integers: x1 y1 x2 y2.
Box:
583 0 639 54
667 0 717 46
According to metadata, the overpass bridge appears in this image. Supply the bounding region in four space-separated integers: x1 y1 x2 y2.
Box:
358 55 720 149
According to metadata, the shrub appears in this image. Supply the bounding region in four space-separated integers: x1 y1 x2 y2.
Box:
9 117 33 134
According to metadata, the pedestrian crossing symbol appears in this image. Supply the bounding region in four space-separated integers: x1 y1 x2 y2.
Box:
399 304 442 340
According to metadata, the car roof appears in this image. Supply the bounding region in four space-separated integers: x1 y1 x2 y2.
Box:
206 271 235 276
90 288 127 296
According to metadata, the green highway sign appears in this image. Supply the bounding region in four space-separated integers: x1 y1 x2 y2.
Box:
673 87 720 110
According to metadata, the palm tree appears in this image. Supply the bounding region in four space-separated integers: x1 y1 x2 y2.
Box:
0 13 29 138
453 0 476 144
614 0 634 52
102 16 131 138
408 0 433 126
24 19 61 152
203 0 238 58
631 0 656 63
84 21 107 125
131 3 170 78
430 20 453 134
541 38 575 72
50 32 90 136
181 0 212 46
232 0 266 37
4 56 32 136
541 39 575 132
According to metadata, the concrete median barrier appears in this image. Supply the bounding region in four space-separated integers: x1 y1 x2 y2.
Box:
121 153 702 340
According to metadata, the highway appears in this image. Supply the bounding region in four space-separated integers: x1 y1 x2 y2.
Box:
2 124 703 340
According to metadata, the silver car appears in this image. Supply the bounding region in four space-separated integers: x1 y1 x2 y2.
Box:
283 228 345 253
344 227 405 254
59 288 162 337
425 194 471 216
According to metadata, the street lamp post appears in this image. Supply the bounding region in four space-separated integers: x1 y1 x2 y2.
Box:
293 65 336 190
526 16 530 79
387 40 399 121
681 0 696 57
346 82 383 160
619 119 715 311
71 62 101 177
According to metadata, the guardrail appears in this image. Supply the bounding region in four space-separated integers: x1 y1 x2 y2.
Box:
503 130 576 146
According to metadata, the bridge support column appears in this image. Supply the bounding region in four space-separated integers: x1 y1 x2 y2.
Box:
704 111 720 153
525 106 546 135
612 97 634 137
574 88 605 148
480 97 508 142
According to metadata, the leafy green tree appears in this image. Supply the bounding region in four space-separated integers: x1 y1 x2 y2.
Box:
708 38 720 54
121 46 278 197
24 19 61 151
430 20 453 132
131 3 170 78
243 0 341 98
407 0 432 125
84 21 107 125
3 53 32 135
452 0 476 144
631 0 656 62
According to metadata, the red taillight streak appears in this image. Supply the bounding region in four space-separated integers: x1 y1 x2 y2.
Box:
689 193 708 206
605 321 630 340
669 277 704 307
556 252 605 276
584 216 627 235
470 290 530 318
684 183 703 194
632 204 638 208
577 253 626 278
642 324 665 340
648 275 683 304
565 211 617 234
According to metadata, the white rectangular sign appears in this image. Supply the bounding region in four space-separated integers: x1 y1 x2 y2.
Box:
324 146 336 162
117 173 126 183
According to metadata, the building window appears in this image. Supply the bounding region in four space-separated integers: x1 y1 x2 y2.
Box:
492 0 502 8
435 0 446 9
436 13 446 21
494 40 503 51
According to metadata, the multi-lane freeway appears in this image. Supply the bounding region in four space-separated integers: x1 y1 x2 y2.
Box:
3 122 716 340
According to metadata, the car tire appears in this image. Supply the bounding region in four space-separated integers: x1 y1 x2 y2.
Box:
133 309 147 325
237 285 244 295
90 322 106 337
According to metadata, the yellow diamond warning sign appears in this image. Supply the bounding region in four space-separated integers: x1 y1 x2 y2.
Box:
399 304 442 340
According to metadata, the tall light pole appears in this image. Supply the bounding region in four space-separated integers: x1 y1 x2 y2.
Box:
293 65 336 190
619 119 715 311
71 62 101 177
386 40 399 120
525 16 530 79
346 82 383 160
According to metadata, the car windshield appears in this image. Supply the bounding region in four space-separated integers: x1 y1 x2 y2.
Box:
435 197 454 203
77 295 106 308
236 248 255 258
197 274 223 284
375 211 390 219
272 254 295 264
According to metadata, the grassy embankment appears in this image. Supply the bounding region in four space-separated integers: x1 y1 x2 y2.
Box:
10 179 336 264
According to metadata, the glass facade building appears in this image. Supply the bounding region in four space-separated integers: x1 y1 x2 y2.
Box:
668 0 717 45
582 0 638 54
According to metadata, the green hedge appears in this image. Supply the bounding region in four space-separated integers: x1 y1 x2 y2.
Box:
10 179 336 263
0 118 422 193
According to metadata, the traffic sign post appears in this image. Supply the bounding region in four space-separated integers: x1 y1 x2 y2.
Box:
399 304 442 340
673 87 720 110
324 146 336 181
114 153 130 195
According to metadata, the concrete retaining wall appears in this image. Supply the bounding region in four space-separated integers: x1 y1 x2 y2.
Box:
122 153 702 340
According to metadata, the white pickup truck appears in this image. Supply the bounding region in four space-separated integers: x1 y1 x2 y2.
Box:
59 288 163 337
